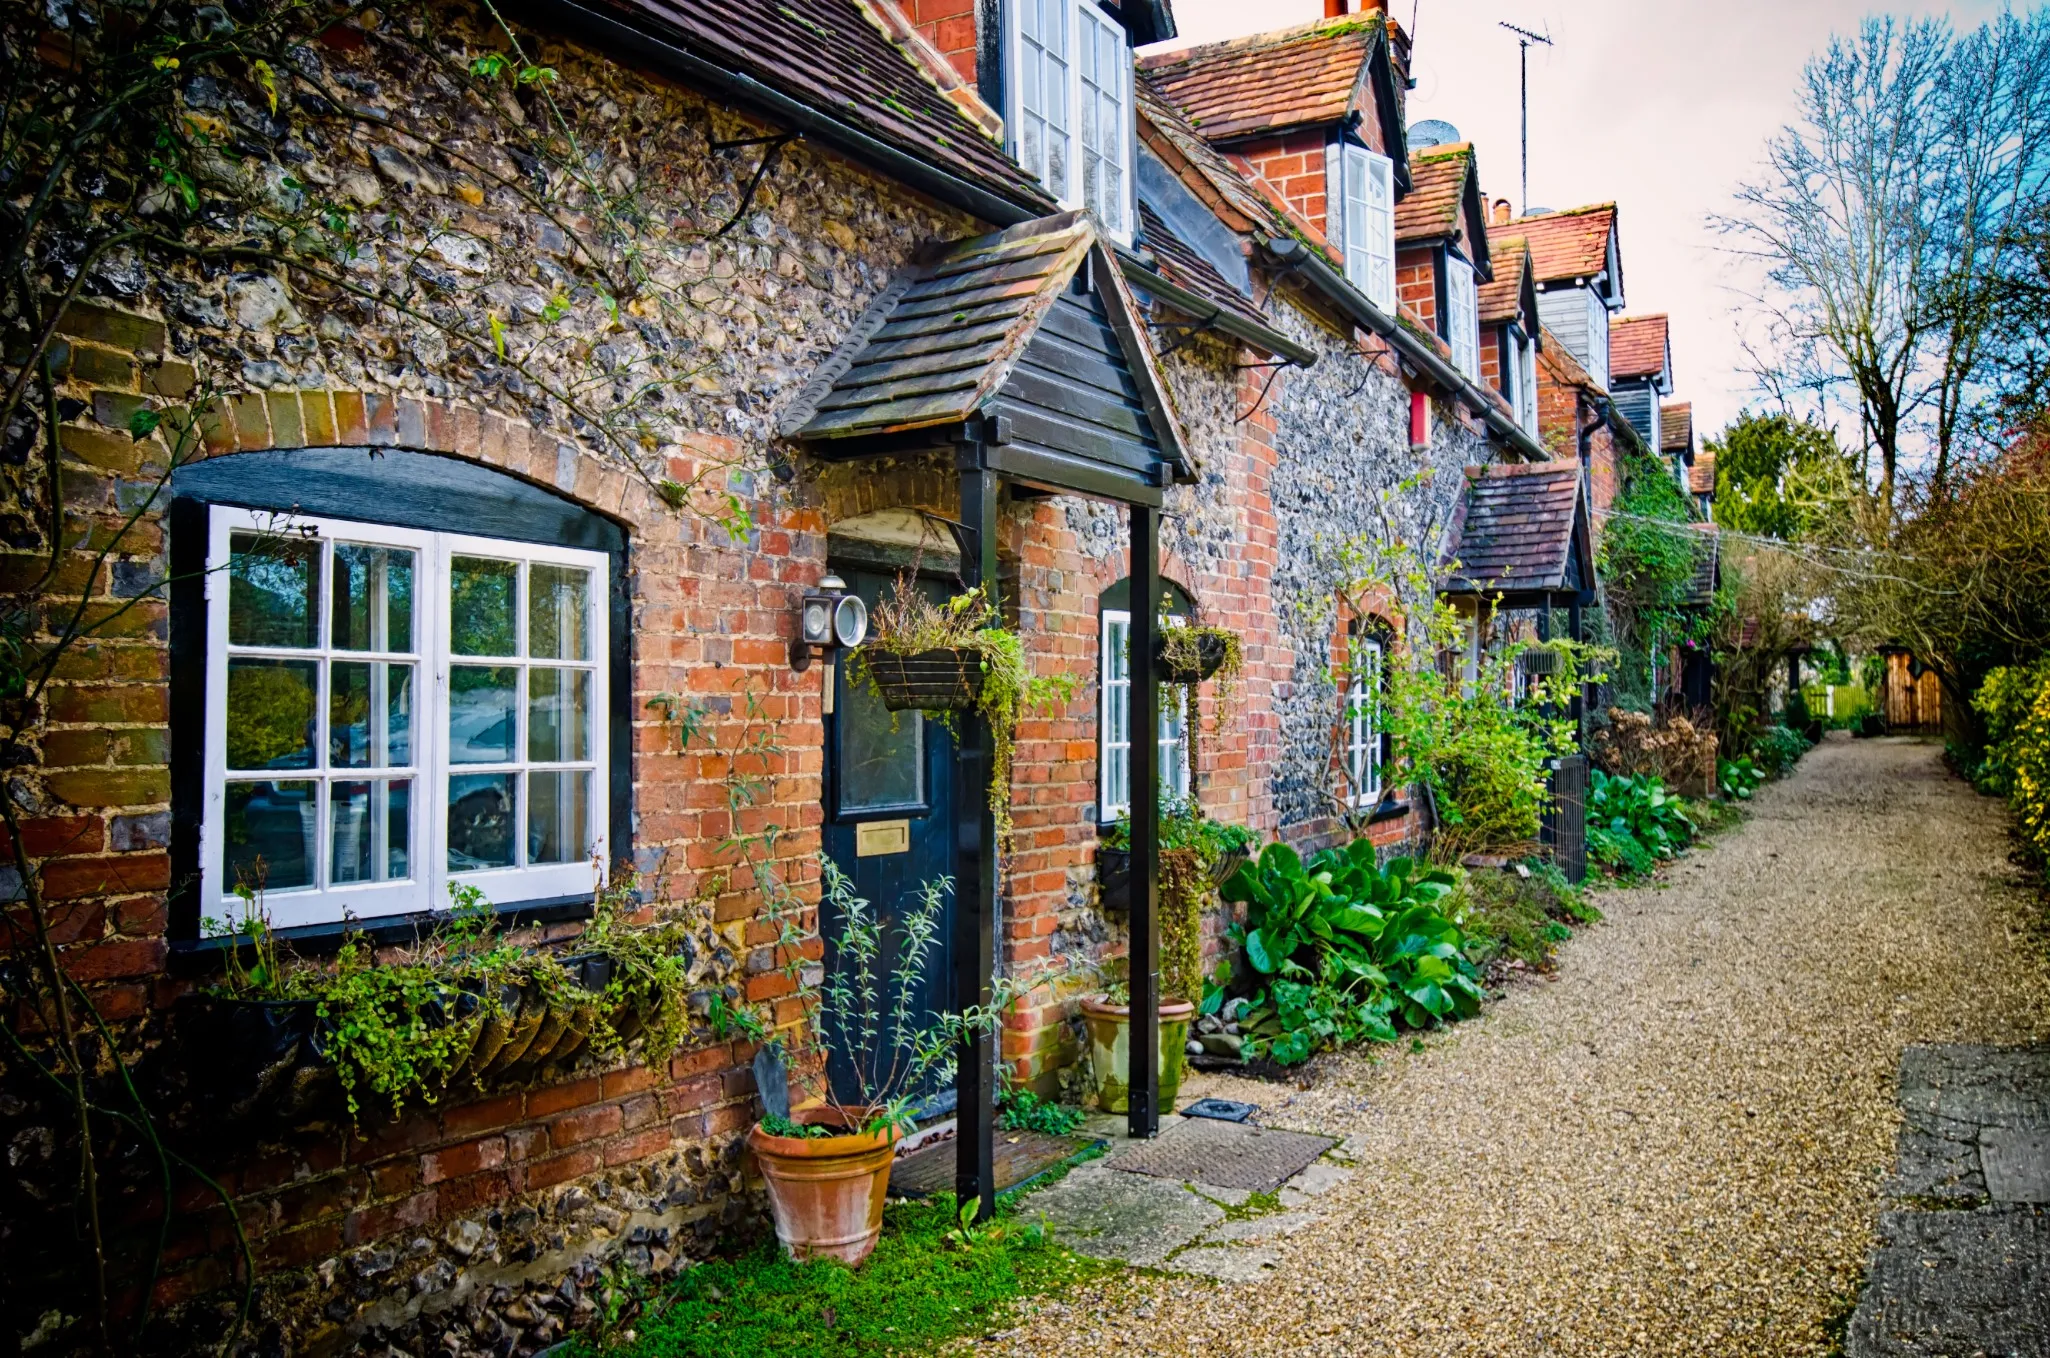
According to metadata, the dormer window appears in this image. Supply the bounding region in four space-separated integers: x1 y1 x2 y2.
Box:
1342 143 1396 313
1009 0 1133 241
1445 254 1480 380
1586 289 1609 389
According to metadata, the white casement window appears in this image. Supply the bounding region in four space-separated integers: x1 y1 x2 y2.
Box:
1586 288 1610 389
203 507 608 932
1008 0 1133 241
1099 609 1190 819
1445 254 1481 380
1519 332 1540 435
1345 637 1383 808
1343 143 1396 314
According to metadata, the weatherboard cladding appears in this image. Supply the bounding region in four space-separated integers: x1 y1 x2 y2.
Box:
1441 462 1587 596
591 0 1053 208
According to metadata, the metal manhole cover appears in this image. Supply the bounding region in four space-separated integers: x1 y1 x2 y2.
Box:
1110 1117 1336 1193
889 1129 1099 1199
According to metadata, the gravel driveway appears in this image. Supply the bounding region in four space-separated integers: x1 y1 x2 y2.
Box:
988 737 2050 1356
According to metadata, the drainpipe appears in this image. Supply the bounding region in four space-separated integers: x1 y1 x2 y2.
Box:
1264 235 1547 462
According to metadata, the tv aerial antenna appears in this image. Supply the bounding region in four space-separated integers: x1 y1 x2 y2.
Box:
1499 21 1554 215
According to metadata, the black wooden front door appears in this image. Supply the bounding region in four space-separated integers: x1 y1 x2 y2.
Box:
820 568 957 1111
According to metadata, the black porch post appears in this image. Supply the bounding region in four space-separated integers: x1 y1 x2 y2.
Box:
954 457 999 1221
1127 504 1162 1139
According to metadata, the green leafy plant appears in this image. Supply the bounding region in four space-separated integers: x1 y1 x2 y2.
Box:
1974 660 2050 864
1587 770 1696 876
1750 724 1812 777
760 1112 833 1140
998 1090 1086 1136
1102 796 1254 1003
851 579 1076 845
1157 622 1245 727
1718 755 1767 800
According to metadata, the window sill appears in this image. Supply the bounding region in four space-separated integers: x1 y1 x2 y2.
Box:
1364 797 1413 825
168 893 595 973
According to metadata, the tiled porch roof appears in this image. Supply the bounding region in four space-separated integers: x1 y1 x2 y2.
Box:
1440 461 1591 597
1661 401 1694 456
586 0 1055 209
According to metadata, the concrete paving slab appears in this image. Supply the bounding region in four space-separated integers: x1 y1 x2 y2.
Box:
1201 1210 1320 1244
1023 1161 1224 1269
1168 1245 1282 1283
1981 1129 2050 1205
1847 1207 2050 1357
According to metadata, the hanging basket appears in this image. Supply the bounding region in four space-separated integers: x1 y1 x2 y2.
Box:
1155 631 1233 684
859 647 985 712
1519 646 1563 677
1206 846 1250 892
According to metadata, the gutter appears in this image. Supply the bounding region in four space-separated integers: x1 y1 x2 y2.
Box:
519 0 1053 230
1114 250 1318 368
1262 237 1548 463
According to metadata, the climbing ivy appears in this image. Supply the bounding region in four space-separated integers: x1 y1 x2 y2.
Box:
1599 441 1719 708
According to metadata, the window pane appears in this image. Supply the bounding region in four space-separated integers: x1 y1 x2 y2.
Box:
527 667 591 763
228 532 319 648
840 675 923 811
331 779 411 883
528 770 590 866
330 661 414 769
331 544 414 652
226 658 318 770
450 665 519 764
528 564 590 660
451 556 518 656
448 773 516 871
224 779 317 892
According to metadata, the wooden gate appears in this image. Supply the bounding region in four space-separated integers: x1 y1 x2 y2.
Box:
1884 652 1943 733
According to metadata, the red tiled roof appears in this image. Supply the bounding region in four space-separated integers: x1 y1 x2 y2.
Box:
1478 235 1530 324
1395 145 1471 244
1136 74 1298 240
590 0 1053 208
1508 203 1617 283
1661 401 1693 455
1689 448 1716 496
1138 16 1379 141
1609 314 1670 381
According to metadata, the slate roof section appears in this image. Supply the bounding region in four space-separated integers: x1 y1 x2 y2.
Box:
1661 401 1694 456
1138 16 1378 142
1509 203 1619 284
1138 204 1271 334
1440 461 1593 598
1610 314 1670 381
583 0 1055 209
780 213 1190 484
1478 235 1532 325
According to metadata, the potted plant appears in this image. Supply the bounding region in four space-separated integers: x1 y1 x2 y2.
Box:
849 576 1075 843
1156 623 1242 686
747 857 1020 1266
1081 979 1196 1114
1096 799 1254 912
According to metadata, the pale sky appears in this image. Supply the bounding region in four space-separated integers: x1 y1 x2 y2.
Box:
1150 0 2006 443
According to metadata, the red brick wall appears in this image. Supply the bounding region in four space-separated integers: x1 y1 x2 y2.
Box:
1397 245 1437 334
1235 131 1331 242
1481 324 1505 395
902 0 979 86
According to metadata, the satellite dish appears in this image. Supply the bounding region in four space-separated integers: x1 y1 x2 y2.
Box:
1408 119 1462 148
1523 206 1556 217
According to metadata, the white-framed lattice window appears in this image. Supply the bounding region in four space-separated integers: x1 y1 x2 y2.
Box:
202 507 608 932
1585 287 1610 389
1343 142 1396 314
1007 0 1133 241
1519 331 1540 435
1446 253 1481 380
1346 635 1384 808
1099 609 1190 819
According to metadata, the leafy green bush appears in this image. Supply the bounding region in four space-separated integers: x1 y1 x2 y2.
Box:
1750 724 1811 776
997 1091 1085 1136
1718 756 1767 800
1586 770 1695 876
1452 859 1596 973
1218 841 1482 1065
1973 660 2050 797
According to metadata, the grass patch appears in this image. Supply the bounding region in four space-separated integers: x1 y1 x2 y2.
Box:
580 1191 1114 1357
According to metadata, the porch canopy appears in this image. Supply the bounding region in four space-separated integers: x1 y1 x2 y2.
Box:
782 211 1192 1216
1439 460 1596 621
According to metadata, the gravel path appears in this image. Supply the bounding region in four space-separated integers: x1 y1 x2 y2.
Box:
989 738 2050 1356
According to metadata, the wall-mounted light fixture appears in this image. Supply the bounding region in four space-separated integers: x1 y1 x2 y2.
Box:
790 573 868 672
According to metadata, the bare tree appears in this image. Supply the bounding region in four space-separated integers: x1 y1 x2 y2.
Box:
1719 12 2050 510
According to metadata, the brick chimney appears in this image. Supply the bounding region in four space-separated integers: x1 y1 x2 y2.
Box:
1327 0 1389 13
1493 198 1513 226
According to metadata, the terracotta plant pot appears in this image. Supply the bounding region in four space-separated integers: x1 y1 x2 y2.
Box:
748 1108 901 1266
1080 995 1195 1114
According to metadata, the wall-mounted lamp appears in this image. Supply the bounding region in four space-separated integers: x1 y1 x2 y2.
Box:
790 573 868 672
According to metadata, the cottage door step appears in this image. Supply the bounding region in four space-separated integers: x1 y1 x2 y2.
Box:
819 567 958 1111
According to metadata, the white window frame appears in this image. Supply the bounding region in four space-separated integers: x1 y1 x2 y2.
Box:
1346 636 1383 808
1519 331 1540 435
1586 287 1610 390
1343 142 1396 314
202 507 608 933
1098 608 1191 820
1445 253 1480 380
1006 0 1134 242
